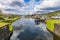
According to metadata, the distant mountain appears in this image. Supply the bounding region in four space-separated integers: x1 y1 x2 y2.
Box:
47 10 60 16
0 10 20 18
34 10 60 17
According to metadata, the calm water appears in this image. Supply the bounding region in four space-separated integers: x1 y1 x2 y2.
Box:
10 18 53 40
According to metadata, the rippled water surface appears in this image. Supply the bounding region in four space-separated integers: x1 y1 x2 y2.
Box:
10 18 53 40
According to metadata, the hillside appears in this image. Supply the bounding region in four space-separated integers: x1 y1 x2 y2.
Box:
0 11 21 18
37 10 60 17
47 10 60 16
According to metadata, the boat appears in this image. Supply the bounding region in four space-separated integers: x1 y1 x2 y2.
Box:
40 16 46 22
34 16 40 25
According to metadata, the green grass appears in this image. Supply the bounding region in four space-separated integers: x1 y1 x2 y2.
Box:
45 19 60 40
45 19 60 31
3 17 20 23
0 17 20 32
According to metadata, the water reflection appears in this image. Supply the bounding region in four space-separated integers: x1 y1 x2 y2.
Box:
11 18 53 40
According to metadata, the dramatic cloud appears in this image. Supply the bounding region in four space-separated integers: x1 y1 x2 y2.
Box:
0 0 60 15
35 0 60 13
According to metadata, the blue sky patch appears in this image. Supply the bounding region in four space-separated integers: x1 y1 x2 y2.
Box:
35 0 40 2
24 0 30 3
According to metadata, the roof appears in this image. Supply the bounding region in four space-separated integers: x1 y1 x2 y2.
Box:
0 22 9 28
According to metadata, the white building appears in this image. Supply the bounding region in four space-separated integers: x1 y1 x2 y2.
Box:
51 14 60 19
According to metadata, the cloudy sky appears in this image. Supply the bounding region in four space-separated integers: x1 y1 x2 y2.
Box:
0 0 60 15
